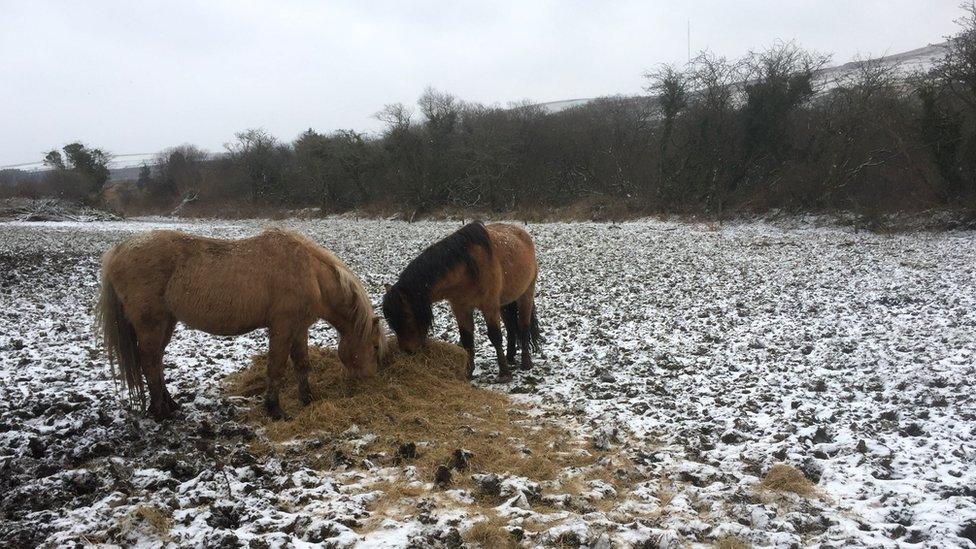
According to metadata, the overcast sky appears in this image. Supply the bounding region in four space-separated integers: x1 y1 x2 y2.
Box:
0 1 965 167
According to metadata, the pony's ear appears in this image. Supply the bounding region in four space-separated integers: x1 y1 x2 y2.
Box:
383 283 392 292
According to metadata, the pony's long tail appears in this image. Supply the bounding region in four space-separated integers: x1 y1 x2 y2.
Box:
502 302 543 353
528 307 542 353
95 254 143 407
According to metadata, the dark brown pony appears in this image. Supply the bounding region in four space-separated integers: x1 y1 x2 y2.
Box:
382 221 540 381
96 228 387 420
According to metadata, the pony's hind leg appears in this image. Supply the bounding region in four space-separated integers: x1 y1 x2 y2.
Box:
482 305 512 382
136 317 178 420
159 318 179 412
290 329 315 406
264 326 293 420
501 302 519 364
451 303 476 379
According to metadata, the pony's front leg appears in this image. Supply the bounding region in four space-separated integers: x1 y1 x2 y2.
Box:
264 328 292 421
290 330 315 406
482 306 512 382
451 304 476 379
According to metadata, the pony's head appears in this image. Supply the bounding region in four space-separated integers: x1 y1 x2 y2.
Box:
338 314 388 378
321 256 389 378
382 284 431 354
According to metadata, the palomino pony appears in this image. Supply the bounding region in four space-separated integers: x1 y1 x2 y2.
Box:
382 221 540 382
96 228 386 420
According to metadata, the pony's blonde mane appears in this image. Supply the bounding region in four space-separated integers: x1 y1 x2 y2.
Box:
283 230 387 357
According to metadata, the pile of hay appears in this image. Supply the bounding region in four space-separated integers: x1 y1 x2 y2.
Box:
224 340 600 485
757 463 817 497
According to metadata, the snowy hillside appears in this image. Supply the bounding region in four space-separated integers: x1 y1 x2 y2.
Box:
816 42 948 85
535 42 948 114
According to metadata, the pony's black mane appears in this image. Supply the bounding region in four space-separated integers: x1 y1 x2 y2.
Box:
383 221 491 337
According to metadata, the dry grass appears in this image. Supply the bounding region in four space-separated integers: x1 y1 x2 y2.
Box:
126 505 172 539
757 463 817 497
225 340 604 488
714 535 752 549
373 479 426 501
464 512 517 549
657 480 676 508
360 479 428 529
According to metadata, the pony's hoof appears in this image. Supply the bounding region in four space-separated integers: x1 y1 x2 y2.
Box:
269 410 290 422
265 403 290 421
151 406 177 421
497 372 513 383
164 393 180 411
150 399 179 421
519 362 533 371
299 390 315 407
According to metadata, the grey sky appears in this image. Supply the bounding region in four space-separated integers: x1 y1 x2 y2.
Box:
0 1 964 167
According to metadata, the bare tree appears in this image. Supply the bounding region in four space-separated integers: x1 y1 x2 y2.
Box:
375 103 413 134
646 64 689 188
225 129 290 201
154 144 209 198
931 1 976 111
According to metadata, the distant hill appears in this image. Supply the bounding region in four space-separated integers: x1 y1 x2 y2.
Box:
532 42 948 114
0 153 225 183
0 153 158 180
0 168 42 185
816 42 946 85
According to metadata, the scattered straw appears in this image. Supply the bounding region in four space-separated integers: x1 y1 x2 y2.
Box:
714 535 752 549
360 478 427 530
126 505 172 540
757 463 816 497
224 340 612 490
657 479 676 508
464 512 517 549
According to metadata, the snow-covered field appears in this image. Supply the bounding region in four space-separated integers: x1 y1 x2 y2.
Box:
1 217 974 548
